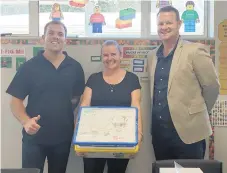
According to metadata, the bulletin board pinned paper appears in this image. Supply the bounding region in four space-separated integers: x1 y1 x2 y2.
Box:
211 100 227 126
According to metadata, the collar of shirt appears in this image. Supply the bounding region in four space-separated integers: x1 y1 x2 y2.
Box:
38 50 72 66
156 37 180 59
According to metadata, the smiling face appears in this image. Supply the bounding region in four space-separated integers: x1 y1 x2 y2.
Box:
102 44 121 70
157 11 181 42
42 23 66 53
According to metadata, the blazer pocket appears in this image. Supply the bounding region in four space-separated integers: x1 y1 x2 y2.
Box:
188 102 207 114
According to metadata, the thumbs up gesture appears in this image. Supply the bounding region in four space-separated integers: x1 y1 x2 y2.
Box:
23 115 41 135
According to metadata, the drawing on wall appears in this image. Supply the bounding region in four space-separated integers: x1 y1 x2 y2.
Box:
16 57 26 71
74 107 137 145
116 8 136 29
1 57 12 68
89 5 105 33
69 0 88 7
156 0 172 9
181 1 200 32
49 3 64 21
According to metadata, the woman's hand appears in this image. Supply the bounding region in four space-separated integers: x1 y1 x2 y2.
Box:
76 152 86 157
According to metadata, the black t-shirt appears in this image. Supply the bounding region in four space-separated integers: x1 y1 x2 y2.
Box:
6 51 85 145
86 71 141 107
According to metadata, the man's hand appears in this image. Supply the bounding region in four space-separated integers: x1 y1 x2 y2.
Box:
23 115 41 135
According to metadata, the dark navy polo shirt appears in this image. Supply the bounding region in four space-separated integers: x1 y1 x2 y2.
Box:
152 42 178 134
6 50 85 145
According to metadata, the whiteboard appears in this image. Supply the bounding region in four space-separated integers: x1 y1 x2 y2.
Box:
74 107 138 147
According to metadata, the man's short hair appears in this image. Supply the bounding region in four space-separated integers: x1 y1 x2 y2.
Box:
43 21 67 37
157 6 180 21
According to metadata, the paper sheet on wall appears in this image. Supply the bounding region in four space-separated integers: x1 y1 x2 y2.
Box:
211 100 227 126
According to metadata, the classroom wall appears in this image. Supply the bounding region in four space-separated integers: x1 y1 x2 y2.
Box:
0 39 216 173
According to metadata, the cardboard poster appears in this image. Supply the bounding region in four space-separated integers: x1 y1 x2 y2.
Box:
218 19 227 95
218 19 227 41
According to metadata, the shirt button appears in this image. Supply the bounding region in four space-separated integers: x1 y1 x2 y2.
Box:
159 91 161 93
160 79 163 81
161 68 164 70
160 116 162 119
159 103 161 105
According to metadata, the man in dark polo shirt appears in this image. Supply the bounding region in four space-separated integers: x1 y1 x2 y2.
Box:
6 21 85 173
148 6 219 160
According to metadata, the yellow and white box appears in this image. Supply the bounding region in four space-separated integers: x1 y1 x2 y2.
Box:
73 106 139 158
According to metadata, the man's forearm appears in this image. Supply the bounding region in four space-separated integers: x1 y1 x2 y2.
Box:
10 98 30 125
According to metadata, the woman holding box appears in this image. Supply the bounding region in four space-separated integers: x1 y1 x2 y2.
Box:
77 40 143 173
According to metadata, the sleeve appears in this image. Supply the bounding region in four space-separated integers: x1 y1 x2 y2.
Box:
130 73 142 92
6 63 31 100
192 44 220 112
85 73 96 89
73 63 85 97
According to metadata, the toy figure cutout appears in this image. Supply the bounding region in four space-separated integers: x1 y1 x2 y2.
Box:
49 3 64 21
156 0 172 8
69 0 89 8
89 5 106 33
181 1 200 32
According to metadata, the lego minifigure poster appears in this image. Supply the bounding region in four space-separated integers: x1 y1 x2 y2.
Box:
49 3 64 21
150 0 204 35
181 1 200 32
89 5 106 33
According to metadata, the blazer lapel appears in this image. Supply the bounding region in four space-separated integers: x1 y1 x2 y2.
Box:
168 39 184 92
149 45 161 78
